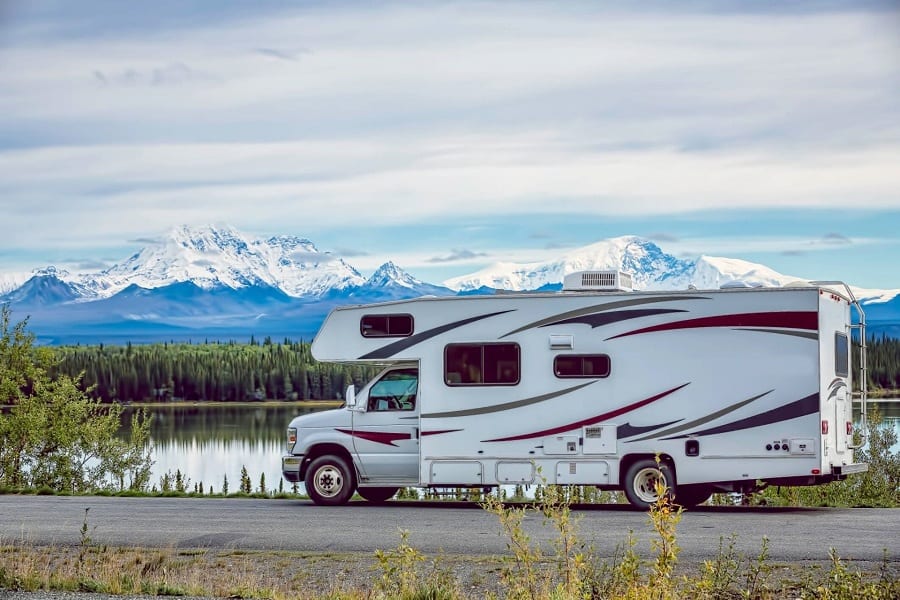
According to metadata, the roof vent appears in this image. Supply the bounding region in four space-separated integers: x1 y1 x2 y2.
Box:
563 270 633 292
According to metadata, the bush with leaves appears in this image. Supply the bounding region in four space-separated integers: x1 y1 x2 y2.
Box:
0 305 153 493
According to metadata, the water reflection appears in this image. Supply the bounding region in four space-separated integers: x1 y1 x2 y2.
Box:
123 403 336 494
127 401 899 495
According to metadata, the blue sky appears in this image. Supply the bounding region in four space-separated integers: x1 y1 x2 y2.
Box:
0 1 898 288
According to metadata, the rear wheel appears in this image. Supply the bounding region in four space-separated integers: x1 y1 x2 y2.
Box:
357 486 399 503
305 455 356 506
623 459 675 510
675 484 713 508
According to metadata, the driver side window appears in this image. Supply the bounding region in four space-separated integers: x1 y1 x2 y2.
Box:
367 368 418 412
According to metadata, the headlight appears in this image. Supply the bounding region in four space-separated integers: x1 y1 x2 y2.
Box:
287 427 297 453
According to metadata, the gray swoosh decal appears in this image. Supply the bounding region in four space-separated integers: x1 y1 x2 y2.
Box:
738 328 819 341
421 381 597 419
625 389 774 442
500 295 710 338
827 378 848 401
359 309 515 359
617 419 682 439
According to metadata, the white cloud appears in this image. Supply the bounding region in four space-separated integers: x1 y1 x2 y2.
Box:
1 138 897 251
0 1 898 284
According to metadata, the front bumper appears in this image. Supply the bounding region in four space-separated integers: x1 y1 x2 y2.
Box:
282 455 303 483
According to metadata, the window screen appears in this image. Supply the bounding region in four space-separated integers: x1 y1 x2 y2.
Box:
834 332 849 378
444 343 520 386
554 354 611 378
360 314 414 338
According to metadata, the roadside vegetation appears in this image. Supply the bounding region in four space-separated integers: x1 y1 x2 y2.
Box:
0 306 153 493
2 482 897 599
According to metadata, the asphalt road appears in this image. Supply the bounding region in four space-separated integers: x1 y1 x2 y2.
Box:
1 496 897 567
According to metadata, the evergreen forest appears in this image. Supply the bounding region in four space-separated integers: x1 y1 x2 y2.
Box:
868 334 900 392
46 336 900 403
50 339 378 403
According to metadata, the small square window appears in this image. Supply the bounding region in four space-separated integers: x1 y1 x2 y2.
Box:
554 354 611 378
360 314 414 337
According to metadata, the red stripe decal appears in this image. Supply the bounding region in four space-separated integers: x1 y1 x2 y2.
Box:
335 428 411 446
422 429 462 436
482 383 689 442
606 311 818 340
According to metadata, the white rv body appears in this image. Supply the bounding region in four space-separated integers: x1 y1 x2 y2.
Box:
283 276 868 507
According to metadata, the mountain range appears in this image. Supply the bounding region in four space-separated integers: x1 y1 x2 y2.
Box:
2 225 898 344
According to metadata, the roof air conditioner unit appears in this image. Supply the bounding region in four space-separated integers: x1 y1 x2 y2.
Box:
563 270 633 292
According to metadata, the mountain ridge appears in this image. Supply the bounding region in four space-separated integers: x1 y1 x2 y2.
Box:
2 224 898 343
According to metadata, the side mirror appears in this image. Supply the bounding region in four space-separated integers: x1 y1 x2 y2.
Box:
345 384 357 408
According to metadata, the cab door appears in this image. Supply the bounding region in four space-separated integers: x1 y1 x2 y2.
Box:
350 366 420 482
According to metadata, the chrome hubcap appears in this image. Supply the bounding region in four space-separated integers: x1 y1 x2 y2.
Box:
313 465 343 498
633 467 666 503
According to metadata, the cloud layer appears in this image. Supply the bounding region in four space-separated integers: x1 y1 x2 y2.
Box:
0 1 898 285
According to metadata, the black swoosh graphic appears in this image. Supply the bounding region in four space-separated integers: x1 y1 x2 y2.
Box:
626 389 774 442
359 310 515 359
500 295 711 338
547 308 687 329
661 393 818 440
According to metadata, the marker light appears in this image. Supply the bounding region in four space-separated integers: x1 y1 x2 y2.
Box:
822 420 829 435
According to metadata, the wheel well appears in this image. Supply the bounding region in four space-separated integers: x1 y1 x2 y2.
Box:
300 444 355 481
619 453 676 484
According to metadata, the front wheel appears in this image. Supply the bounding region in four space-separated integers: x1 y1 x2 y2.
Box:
623 459 675 510
357 486 399 503
305 455 356 506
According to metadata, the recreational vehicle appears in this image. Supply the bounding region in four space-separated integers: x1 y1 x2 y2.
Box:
282 272 868 508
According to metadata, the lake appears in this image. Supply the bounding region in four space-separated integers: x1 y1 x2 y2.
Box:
130 399 900 495
130 402 338 494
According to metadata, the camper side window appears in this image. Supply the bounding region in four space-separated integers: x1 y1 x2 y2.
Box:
444 343 520 386
360 314 414 338
554 354 611 378
834 333 849 377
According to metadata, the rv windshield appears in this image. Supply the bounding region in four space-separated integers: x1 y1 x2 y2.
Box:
367 368 418 411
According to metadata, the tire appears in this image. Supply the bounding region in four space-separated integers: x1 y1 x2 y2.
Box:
675 484 712 508
623 459 675 510
357 486 399 503
305 455 356 506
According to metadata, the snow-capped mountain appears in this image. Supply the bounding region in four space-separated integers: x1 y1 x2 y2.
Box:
2 226 898 343
350 261 454 300
442 236 797 292
69 225 366 300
